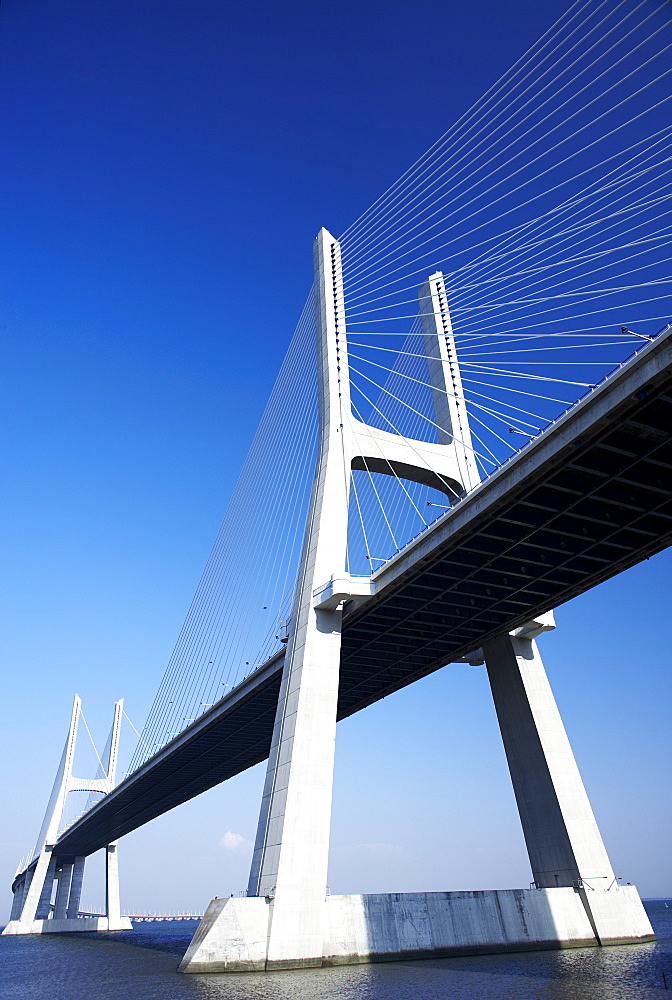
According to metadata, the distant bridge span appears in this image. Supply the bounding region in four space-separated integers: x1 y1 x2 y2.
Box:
47 325 672 868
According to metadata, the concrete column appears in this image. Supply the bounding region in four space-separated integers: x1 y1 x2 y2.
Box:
17 849 53 927
9 879 26 921
66 856 85 919
35 855 58 919
418 271 480 493
484 633 615 889
246 229 350 968
53 863 73 920
19 870 33 916
105 845 122 928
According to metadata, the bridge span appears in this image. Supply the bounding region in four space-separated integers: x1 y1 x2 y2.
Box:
49 323 671 866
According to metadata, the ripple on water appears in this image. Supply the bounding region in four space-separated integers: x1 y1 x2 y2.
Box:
0 901 670 1000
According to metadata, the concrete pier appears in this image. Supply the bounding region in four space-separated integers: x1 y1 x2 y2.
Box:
3 697 132 937
179 886 654 973
2 916 132 936
177 234 655 974
484 628 617 892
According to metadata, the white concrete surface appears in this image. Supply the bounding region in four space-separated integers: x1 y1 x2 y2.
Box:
53 862 73 919
484 632 617 890
179 897 271 972
178 886 653 973
2 916 133 935
579 885 655 945
105 844 125 930
245 230 353 967
66 856 85 920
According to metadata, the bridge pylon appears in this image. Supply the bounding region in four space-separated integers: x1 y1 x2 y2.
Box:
2 695 132 936
180 229 478 971
179 229 654 972
246 233 478 966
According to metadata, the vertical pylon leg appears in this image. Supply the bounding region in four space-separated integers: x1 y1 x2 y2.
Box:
484 629 654 943
418 271 480 493
105 844 122 928
20 870 33 911
244 229 350 969
6 694 83 933
9 879 27 921
484 632 614 889
16 849 54 928
53 863 73 919
66 856 85 919
35 855 58 919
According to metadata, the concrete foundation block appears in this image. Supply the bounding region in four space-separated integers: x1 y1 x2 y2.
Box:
322 889 598 963
178 886 654 973
1 916 132 935
580 885 655 945
178 896 271 972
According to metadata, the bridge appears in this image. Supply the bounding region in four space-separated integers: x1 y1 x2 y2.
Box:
4 0 671 973
80 911 202 923
47 324 672 859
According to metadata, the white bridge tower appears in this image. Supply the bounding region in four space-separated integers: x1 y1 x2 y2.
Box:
179 230 653 972
3 695 132 935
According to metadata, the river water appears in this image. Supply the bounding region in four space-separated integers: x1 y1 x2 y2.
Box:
1 900 670 999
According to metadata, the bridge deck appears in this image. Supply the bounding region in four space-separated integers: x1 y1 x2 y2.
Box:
51 329 672 865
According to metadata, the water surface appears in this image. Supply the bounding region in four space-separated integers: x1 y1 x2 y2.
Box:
1 900 670 999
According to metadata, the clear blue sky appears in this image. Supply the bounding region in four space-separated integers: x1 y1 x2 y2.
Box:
0 0 669 919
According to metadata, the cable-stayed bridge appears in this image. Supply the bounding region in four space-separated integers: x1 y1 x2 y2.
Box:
5 0 672 972
46 325 672 858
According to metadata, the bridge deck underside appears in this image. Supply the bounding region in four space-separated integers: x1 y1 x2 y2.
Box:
54 353 672 861
339 380 672 717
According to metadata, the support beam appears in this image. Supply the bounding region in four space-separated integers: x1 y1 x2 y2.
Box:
9 878 27 921
53 863 73 920
105 845 122 929
35 855 57 920
484 631 615 889
15 850 54 929
66 856 85 919
484 628 653 943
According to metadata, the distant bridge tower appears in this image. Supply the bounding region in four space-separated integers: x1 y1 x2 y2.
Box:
3 695 132 935
180 229 653 972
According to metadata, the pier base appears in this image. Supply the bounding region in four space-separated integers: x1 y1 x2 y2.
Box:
178 885 654 973
1 915 132 935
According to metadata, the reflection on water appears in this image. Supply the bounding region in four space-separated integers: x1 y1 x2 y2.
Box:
1 901 670 1000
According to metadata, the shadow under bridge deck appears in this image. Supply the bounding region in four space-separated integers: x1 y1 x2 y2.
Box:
53 328 672 863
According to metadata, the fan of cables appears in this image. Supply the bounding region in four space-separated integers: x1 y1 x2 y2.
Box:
129 297 319 770
129 0 671 767
341 0 672 574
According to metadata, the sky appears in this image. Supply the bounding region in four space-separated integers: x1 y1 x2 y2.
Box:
0 0 670 920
